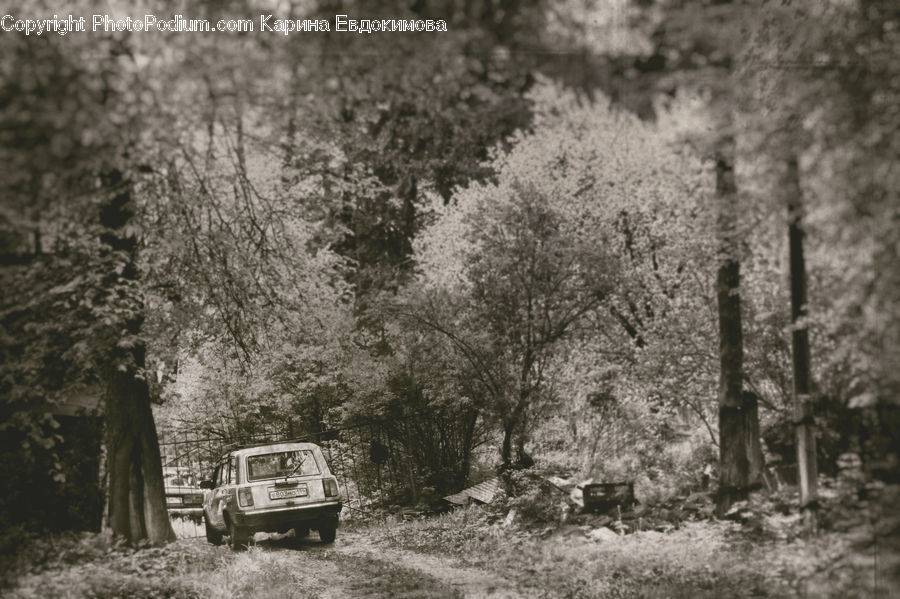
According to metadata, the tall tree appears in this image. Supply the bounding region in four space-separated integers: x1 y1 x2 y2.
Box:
0 26 173 542
415 181 615 469
741 0 900 496
99 172 173 544
740 4 829 517
652 0 765 513
784 156 817 519
714 148 764 512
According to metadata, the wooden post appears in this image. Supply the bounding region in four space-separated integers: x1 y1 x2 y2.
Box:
786 156 817 528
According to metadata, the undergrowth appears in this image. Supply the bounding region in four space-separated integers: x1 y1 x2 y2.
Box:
5 532 222 599
4 483 896 598
376 502 893 598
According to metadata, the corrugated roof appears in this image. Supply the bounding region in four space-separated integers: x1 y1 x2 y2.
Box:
444 477 501 505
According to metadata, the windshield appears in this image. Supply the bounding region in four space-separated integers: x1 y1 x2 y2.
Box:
246 449 319 481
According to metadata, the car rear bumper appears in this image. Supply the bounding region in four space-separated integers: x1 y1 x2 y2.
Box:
167 507 204 516
231 500 342 531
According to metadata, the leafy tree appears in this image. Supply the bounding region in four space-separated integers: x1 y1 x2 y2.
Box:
0 27 173 542
414 80 711 470
338 315 491 497
243 0 537 306
141 100 360 442
415 186 614 468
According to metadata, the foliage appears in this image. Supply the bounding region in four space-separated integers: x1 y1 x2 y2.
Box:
413 77 715 472
0 3 174 543
0 4 144 436
3 0 898 548
379 500 895 598
735 0 900 476
495 468 572 525
3 531 214 596
7 533 331 599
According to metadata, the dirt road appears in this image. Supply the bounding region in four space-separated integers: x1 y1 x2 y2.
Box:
255 529 531 599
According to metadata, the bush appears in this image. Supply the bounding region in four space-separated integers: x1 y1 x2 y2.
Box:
495 468 573 525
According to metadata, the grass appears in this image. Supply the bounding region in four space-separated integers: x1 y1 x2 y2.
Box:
3 486 897 598
4 534 349 599
5 533 221 599
332 552 463 599
373 503 895 598
3 529 461 599
194 545 325 599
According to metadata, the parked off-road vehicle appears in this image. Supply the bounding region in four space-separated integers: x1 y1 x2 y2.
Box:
201 441 342 549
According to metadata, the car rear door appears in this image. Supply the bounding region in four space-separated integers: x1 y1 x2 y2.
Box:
207 458 230 529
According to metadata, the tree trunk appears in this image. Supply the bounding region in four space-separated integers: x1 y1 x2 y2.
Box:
105 368 174 545
500 393 529 471
459 409 479 489
786 156 818 522
100 171 174 545
715 153 764 516
501 417 515 470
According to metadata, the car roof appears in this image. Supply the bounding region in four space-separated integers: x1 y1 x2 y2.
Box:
229 441 322 458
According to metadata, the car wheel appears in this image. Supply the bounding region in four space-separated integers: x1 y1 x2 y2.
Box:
318 522 336 544
205 515 223 546
228 519 250 551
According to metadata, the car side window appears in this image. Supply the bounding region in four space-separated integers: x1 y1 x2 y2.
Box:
216 461 227 487
228 456 237 485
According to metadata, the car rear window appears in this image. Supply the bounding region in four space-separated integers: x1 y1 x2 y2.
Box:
246 449 319 481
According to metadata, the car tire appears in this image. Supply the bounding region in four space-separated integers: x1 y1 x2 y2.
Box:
318 522 336 544
205 515 223 546
228 519 251 551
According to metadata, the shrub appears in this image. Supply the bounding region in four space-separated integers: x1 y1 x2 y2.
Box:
493 468 573 526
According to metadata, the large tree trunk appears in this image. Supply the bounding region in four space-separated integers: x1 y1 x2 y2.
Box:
715 152 764 516
105 368 174 545
100 171 174 545
786 156 818 522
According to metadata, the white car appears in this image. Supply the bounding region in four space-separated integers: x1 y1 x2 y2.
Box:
201 441 342 549
163 467 204 514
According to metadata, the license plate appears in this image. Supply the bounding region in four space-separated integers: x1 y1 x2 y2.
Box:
269 486 307 500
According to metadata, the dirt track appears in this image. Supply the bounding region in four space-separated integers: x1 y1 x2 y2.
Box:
256 529 530 599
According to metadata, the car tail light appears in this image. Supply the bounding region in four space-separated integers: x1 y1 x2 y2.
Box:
323 478 339 497
238 487 254 507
